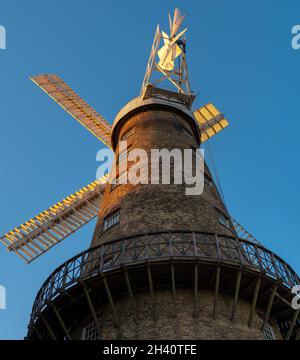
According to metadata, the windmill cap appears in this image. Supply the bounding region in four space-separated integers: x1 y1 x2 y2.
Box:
111 96 200 150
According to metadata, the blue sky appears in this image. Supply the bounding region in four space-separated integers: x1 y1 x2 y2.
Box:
0 0 299 339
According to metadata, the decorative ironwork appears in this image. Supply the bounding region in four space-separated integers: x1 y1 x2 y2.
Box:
29 231 299 329
231 218 262 245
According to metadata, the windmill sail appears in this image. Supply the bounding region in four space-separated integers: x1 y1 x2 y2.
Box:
30 74 112 147
170 8 186 37
193 103 229 143
0 176 108 263
157 31 184 71
140 9 192 99
157 28 187 71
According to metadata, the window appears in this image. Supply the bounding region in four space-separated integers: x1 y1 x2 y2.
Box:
122 127 135 140
216 208 231 229
119 149 128 162
263 324 276 340
117 172 127 185
118 146 133 163
82 320 100 340
110 169 128 192
103 210 120 231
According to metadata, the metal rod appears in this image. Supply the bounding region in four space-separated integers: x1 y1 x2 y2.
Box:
147 264 157 321
231 271 242 322
248 276 261 328
102 275 120 328
41 315 57 340
285 309 300 340
274 291 294 309
194 263 198 319
52 305 72 340
171 263 176 318
213 267 221 319
83 285 101 337
124 268 136 319
208 267 218 288
262 284 278 330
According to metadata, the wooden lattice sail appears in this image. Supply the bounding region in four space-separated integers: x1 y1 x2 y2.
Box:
194 103 229 143
0 176 108 263
30 74 112 147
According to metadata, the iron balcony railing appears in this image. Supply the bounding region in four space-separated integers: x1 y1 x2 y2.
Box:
29 231 299 326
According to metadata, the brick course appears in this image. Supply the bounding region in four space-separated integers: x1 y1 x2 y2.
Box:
94 289 281 340
91 109 233 246
84 106 282 340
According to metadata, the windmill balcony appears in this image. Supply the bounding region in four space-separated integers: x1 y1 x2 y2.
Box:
26 231 300 340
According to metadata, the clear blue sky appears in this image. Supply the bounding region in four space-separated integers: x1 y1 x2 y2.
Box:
0 0 299 339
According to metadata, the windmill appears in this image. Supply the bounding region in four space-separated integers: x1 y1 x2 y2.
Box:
0 9 239 263
1 9 299 341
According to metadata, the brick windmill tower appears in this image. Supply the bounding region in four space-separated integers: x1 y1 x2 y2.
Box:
1 9 299 340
